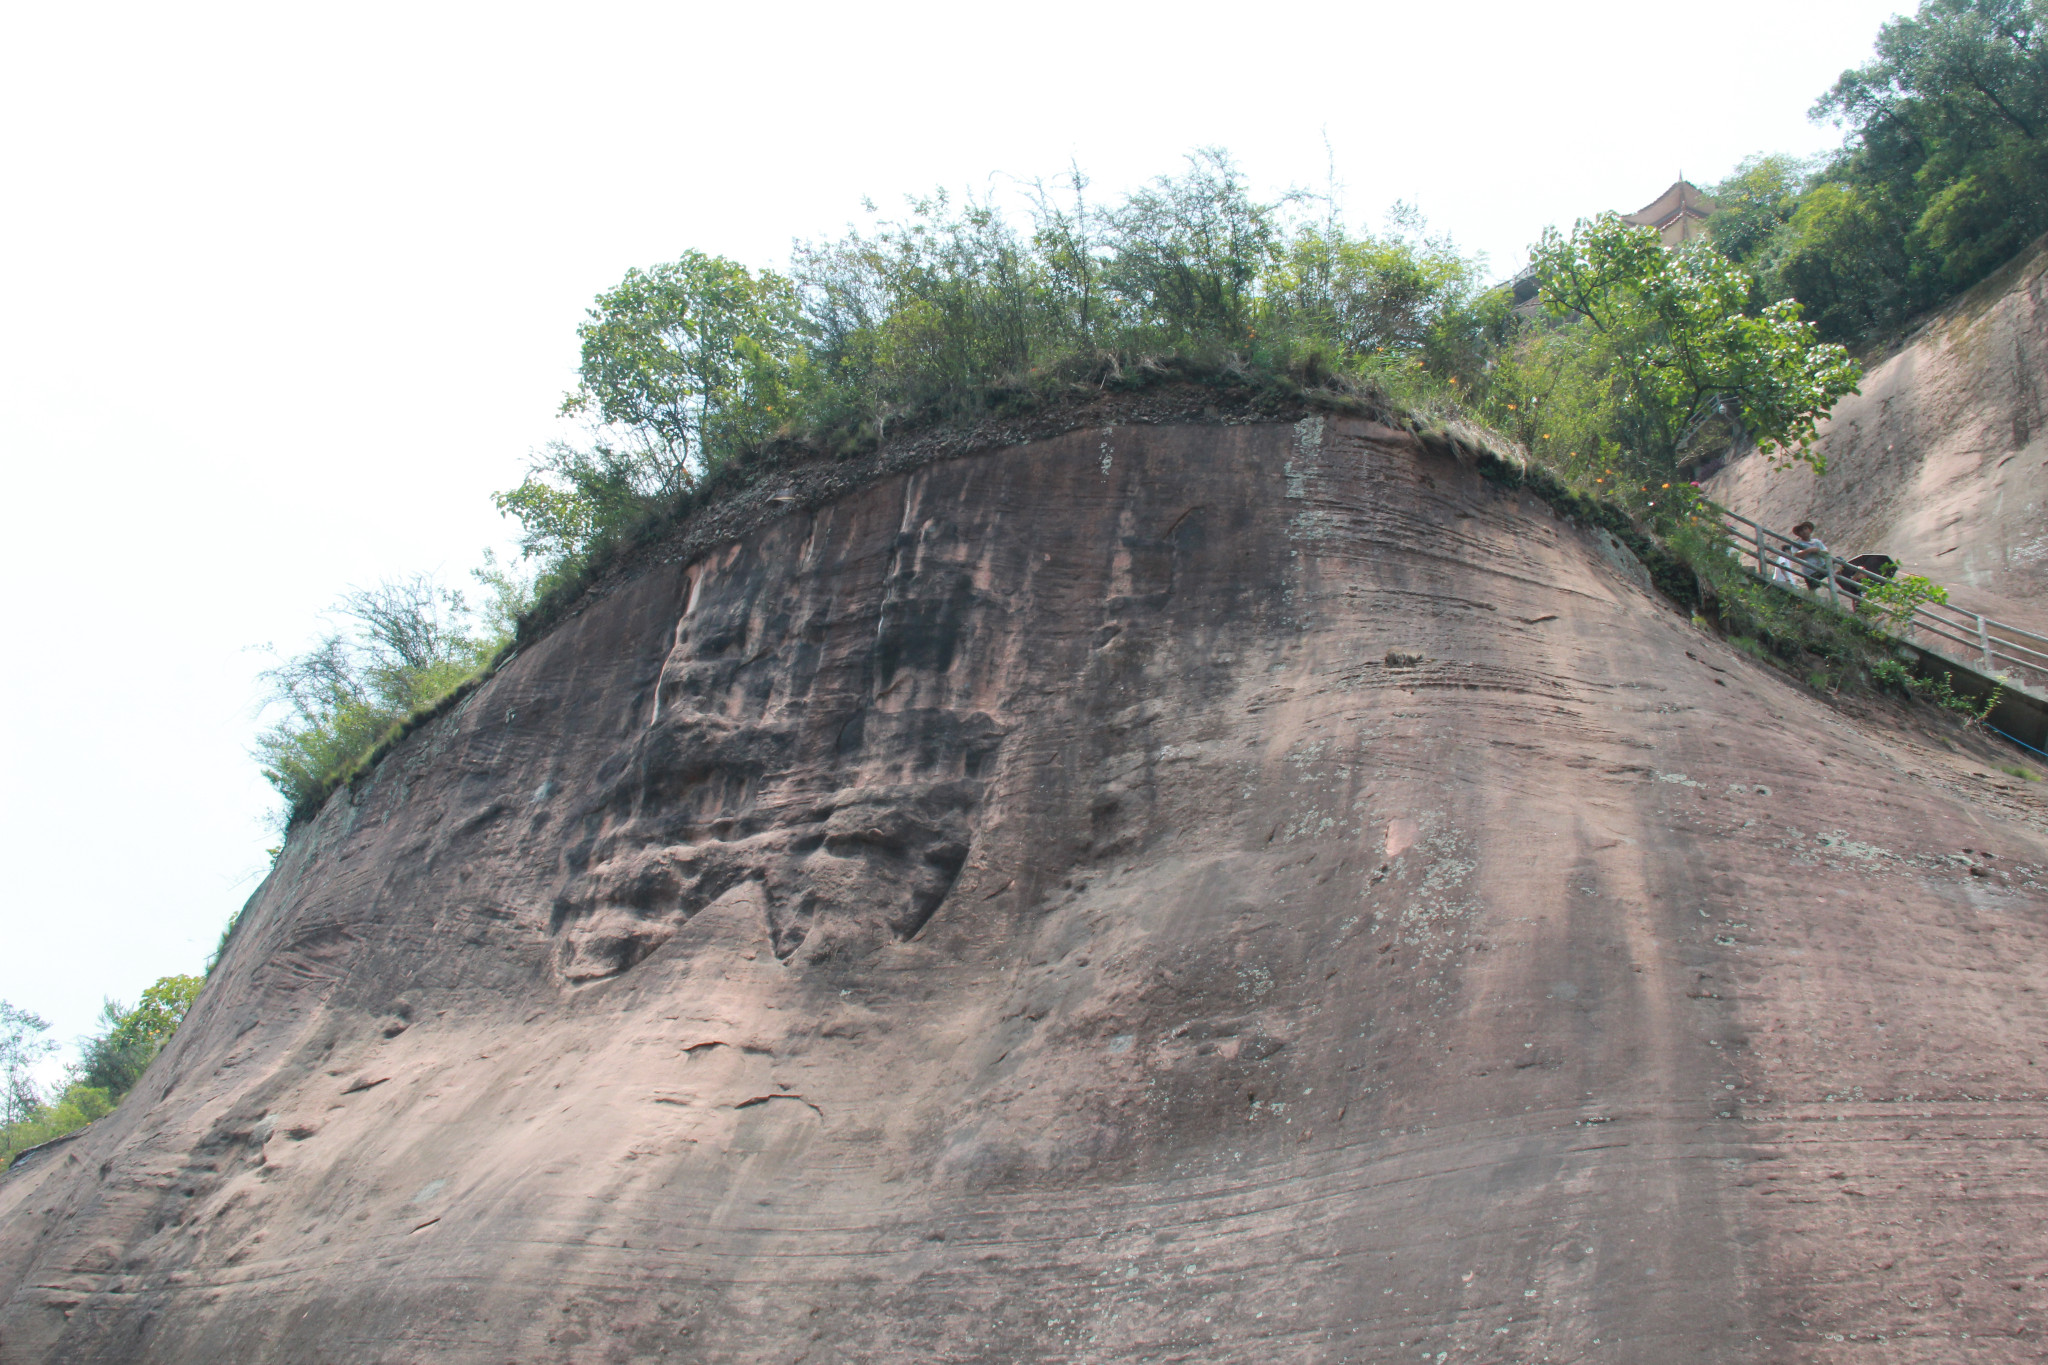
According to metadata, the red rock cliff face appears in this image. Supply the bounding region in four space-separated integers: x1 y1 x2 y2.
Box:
4 416 2048 1364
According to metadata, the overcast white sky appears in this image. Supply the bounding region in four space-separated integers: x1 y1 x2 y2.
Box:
1 0 1909 1077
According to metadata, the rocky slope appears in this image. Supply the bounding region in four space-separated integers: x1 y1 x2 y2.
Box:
4 411 2047 1364
1707 236 2048 633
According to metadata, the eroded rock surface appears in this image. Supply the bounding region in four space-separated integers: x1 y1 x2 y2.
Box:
4 416 2048 1364
1708 238 2048 631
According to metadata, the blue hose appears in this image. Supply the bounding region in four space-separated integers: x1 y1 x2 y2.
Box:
1986 723 2048 761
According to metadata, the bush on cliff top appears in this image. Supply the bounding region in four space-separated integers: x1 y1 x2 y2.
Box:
256 566 532 823
491 152 1497 583
499 157 1853 592
259 149 1862 831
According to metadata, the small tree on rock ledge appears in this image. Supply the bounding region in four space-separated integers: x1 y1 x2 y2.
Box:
1530 214 1864 475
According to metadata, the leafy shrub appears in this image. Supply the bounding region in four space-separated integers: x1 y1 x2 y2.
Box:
1916 672 2006 720
75 975 203 1097
1 976 203 1169
0 1083 113 1168
1 1002 55 1129
1862 572 1949 628
256 569 530 824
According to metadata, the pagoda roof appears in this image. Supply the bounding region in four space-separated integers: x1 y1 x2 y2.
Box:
1623 179 1717 229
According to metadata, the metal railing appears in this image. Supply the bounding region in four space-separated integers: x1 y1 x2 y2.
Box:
1713 505 2048 694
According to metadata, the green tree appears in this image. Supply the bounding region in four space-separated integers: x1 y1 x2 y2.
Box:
1 1082 114 1168
499 253 807 572
1763 181 1919 345
2 979 204 1168
1261 218 1478 361
1103 149 1285 347
1530 215 1863 473
793 190 1051 436
1 1002 55 1128
76 975 204 1098
256 573 514 820
1026 165 1110 348
563 251 806 479
1708 154 1812 266
493 440 661 568
1798 0 2048 333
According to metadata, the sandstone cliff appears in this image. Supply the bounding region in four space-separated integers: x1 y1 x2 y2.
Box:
4 412 2047 1363
1707 237 2048 633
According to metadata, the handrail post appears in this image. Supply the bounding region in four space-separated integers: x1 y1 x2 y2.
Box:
1823 552 1839 609
1754 524 1767 579
1978 615 1995 669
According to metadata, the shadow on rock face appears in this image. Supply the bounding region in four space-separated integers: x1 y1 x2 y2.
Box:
552 761 991 979
546 571 1004 980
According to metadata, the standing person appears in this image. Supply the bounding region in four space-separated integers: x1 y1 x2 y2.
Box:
1789 521 1831 589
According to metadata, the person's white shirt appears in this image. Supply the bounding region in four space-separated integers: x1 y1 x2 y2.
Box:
1791 536 1830 587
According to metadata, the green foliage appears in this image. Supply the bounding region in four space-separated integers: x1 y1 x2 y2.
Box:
1 1002 56 1129
76 975 203 1097
1707 154 1812 266
1862 571 1950 627
1517 215 1862 476
1103 149 1285 348
566 251 806 475
256 570 526 824
493 441 662 570
1260 211 1484 370
1821 0 2048 285
1765 180 1922 346
500 253 808 570
1466 310 1622 482
0 1082 113 1169
1 976 202 1169
1715 1 2048 346
469 549 537 640
792 187 1053 430
1911 671 2007 719
497 153 1496 588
